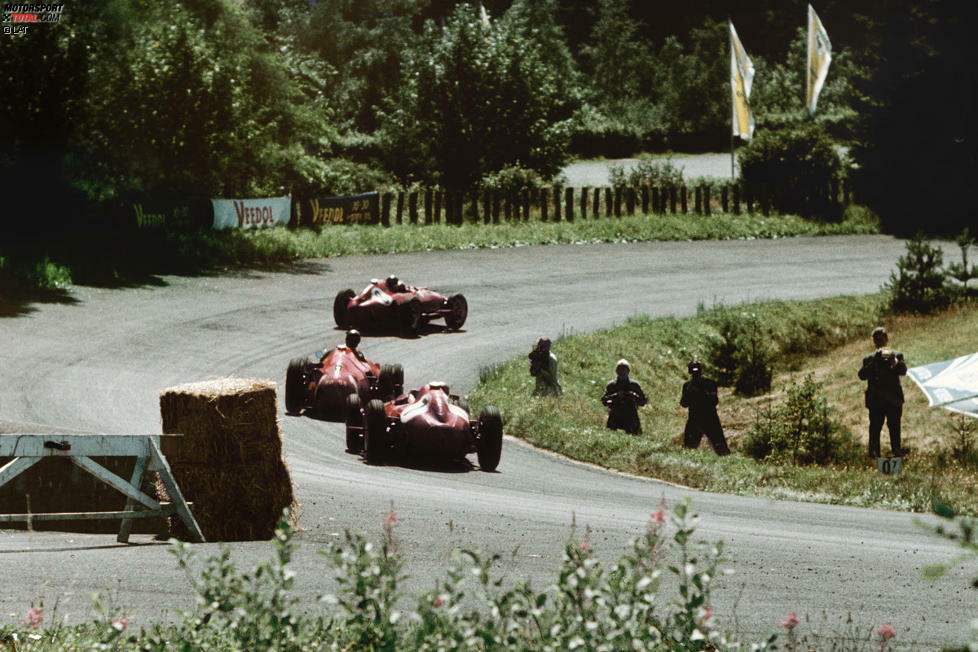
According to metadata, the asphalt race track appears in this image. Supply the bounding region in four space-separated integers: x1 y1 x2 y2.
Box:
0 235 971 647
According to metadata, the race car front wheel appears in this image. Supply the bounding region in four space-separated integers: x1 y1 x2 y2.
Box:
476 406 503 472
379 363 404 398
445 294 468 330
345 393 363 453
333 289 355 328
399 299 422 336
363 399 388 464
285 357 309 414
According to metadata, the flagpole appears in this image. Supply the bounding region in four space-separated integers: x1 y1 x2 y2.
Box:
729 20 735 180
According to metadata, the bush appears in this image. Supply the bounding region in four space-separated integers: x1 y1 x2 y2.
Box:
609 156 685 190
884 233 954 314
743 374 856 466
947 227 978 299
479 164 550 195
738 122 843 219
703 308 773 396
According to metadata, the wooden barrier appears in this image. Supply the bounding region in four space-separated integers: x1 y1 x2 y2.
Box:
0 433 204 543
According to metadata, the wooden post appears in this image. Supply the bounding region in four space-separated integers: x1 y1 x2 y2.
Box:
581 187 589 220
652 187 660 214
491 191 500 224
680 186 688 214
565 187 574 222
553 187 562 222
614 187 622 217
504 194 512 222
641 185 649 214
694 186 702 214
540 188 549 222
434 191 442 225
626 187 635 215
409 191 418 224
522 190 530 221
424 189 433 225
395 192 404 224
381 193 391 227
670 186 677 214
593 187 601 218
605 187 613 217
483 190 491 225
704 185 711 216
733 185 741 215
471 192 479 224
721 185 729 214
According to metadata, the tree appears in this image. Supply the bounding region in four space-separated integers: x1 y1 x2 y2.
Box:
380 2 576 190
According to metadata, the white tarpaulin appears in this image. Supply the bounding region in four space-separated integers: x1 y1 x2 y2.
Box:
211 195 291 230
907 352 978 418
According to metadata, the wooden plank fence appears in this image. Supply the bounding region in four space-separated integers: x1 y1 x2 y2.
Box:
371 181 854 226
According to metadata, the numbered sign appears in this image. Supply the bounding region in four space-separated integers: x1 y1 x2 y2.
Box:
877 456 903 476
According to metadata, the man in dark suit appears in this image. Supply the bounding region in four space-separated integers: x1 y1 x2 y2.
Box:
601 359 647 434
680 360 730 455
858 327 909 458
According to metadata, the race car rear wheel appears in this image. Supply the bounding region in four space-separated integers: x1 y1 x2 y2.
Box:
476 406 503 472
345 393 363 453
333 289 355 328
445 294 468 330
363 399 388 464
379 363 404 398
285 357 309 414
399 299 422 336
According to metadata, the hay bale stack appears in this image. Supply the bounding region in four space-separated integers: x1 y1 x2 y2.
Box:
159 377 296 541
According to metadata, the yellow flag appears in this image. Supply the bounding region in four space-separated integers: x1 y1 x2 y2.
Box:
806 4 832 116
730 21 755 141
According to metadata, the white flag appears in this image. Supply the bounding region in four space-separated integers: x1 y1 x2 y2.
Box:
806 4 832 116
730 21 755 141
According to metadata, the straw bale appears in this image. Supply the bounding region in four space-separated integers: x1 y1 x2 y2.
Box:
158 377 296 541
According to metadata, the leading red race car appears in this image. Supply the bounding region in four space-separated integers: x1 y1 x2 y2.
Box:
333 276 467 336
344 382 502 472
285 345 404 420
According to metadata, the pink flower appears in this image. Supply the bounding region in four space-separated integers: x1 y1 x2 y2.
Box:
21 607 43 628
111 614 128 632
698 607 713 625
579 539 592 552
432 596 444 608
649 509 666 524
877 623 896 640
781 612 800 629
384 508 399 528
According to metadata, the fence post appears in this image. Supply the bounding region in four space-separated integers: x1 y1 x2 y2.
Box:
565 187 574 222
581 187 589 220
482 190 491 225
680 186 688 214
549 187 558 222
491 191 500 224
522 190 530 221
704 185 711 216
652 187 660 214
396 192 404 224
641 185 649 214
434 191 442 225
733 185 741 215
613 187 621 217
504 194 512 222
669 187 677 214
409 191 418 224
593 187 601 218
605 187 613 217
721 185 729 214
626 187 635 215
746 189 754 215
694 186 702 214
424 190 433 225
381 193 391 227
540 188 549 222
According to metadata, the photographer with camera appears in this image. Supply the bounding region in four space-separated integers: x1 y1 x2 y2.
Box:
858 327 909 458
528 337 562 396
601 359 647 435
680 360 730 455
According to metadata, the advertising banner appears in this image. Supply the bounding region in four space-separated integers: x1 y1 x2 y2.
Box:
806 4 833 116
299 192 379 226
211 196 291 230
128 199 210 230
729 21 755 141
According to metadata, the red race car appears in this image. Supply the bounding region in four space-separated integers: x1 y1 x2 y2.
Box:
285 345 404 420
333 276 467 336
344 382 502 472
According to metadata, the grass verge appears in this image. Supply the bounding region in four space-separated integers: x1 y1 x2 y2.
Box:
0 206 878 290
468 294 978 516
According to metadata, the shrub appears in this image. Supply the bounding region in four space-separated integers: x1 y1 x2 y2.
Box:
884 233 953 314
947 227 978 299
738 122 843 219
480 164 550 195
743 374 855 466
609 156 685 190
703 308 773 396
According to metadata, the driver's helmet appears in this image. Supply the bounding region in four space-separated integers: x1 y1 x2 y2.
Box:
386 275 400 291
345 329 361 349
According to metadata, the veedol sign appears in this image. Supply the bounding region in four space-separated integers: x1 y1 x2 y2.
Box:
211 196 291 230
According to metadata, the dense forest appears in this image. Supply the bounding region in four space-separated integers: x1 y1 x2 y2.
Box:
1 0 974 235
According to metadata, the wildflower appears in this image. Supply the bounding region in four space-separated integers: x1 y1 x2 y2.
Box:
649 509 666 524
384 508 399 529
877 623 896 640
111 614 128 632
781 612 799 629
432 596 444 608
579 539 591 552
698 607 713 625
21 607 42 628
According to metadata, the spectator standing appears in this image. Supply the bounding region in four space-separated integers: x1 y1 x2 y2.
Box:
858 327 909 458
680 360 730 456
601 359 647 434
528 338 562 396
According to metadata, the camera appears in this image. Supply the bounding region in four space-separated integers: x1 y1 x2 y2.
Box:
528 348 548 376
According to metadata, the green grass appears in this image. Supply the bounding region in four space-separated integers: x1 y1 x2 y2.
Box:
468 295 978 517
1 206 878 290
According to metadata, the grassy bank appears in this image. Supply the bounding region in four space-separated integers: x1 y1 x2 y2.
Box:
468 295 978 516
0 207 878 290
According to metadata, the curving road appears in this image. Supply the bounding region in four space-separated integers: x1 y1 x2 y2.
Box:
0 235 971 647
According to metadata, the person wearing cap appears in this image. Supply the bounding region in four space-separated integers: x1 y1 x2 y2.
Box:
528 337 562 396
601 359 647 434
680 360 730 456
858 326 909 458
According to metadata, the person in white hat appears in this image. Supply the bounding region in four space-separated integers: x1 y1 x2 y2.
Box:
601 359 647 434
